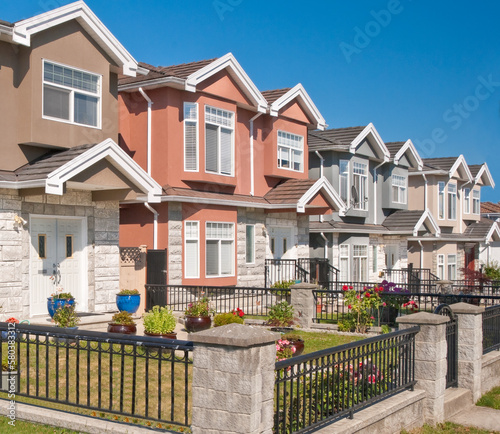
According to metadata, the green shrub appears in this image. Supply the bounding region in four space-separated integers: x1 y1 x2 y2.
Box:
271 280 295 297
143 306 176 334
213 312 244 327
110 311 135 325
117 289 140 296
53 304 80 328
267 301 295 327
52 292 74 300
337 315 357 332
380 324 391 334
483 261 500 282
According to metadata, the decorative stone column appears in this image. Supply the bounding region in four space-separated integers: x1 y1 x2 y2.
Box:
397 312 448 424
450 302 484 402
290 282 317 329
190 324 280 434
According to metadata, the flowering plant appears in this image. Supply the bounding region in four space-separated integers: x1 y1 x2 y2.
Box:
339 285 383 333
276 339 295 361
184 297 213 317
232 307 245 318
5 318 19 324
378 281 417 311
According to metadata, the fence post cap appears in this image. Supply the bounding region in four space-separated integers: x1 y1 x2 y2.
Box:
190 323 280 347
450 302 485 314
396 312 449 325
290 282 318 290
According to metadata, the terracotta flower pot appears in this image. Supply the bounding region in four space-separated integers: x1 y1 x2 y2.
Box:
144 331 177 339
107 323 137 335
184 316 211 333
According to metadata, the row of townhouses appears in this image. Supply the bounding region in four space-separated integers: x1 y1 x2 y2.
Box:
0 2 497 318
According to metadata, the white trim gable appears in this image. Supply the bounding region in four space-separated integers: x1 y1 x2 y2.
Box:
394 139 423 170
449 155 473 182
296 176 346 215
486 222 500 242
413 209 441 237
11 1 138 77
349 123 390 161
269 84 327 130
474 163 495 188
184 53 267 113
45 138 162 202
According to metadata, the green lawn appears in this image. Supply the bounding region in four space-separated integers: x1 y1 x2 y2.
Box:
402 422 499 433
281 329 363 354
0 417 81 433
477 386 500 410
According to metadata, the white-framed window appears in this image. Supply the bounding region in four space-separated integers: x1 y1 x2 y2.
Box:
339 244 349 281
437 254 445 280
184 102 198 171
438 181 445 219
353 162 368 210
277 131 304 172
372 245 378 273
463 188 470 214
472 189 480 214
352 245 368 282
448 183 457 220
205 106 234 176
43 60 101 128
392 174 407 204
339 159 349 203
184 221 199 278
245 224 255 264
447 254 457 280
206 222 235 277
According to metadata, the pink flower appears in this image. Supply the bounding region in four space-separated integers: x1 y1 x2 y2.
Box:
382 302 386 307
356 295 360 299
370 316 374 320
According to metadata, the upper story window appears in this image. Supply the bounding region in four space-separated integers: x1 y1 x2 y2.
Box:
339 160 349 203
463 188 470 214
277 131 304 172
184 103 198 171
438 182 445 219
352 162 368 210
205 106 234 176
392 174 407 204
43 60 100 128
472 189 480 214
448 183 457 220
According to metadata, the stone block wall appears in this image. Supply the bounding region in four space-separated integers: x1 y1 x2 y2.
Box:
167 202 183 285
237 208 266 287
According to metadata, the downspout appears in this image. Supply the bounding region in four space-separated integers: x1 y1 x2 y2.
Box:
249 113 262 196
144 203 158 249
417 240 424 269
422 174 428 210
320 232 329 260
315 151 325 222
373 161 386 225
138 88 153 175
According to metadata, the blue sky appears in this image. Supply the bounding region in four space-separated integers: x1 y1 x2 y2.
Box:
3 1 500 200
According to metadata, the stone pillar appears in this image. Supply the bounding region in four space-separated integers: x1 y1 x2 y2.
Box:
450 302 484 402
190 324 279 434
397 312 448 424
290 282 317 329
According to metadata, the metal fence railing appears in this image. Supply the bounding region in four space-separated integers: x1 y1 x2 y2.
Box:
0 322 193 429
265 259 308 287
483 304 500 354
274 327 419 433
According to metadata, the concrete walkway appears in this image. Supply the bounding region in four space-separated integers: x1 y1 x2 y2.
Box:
448 405 500 432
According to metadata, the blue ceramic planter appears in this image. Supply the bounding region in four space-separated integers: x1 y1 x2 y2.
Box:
116 294 141 314
47 297 75 318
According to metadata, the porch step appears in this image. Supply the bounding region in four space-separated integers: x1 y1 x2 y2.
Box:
444 387 473 419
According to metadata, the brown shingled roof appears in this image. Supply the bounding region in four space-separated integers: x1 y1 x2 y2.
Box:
468 164 482 177
263 179 316 204
261 88 291 104
382 210 427 232
464 219 495 238
308 126 366 151
422 157 458 171
481 201 500 214
385 141 405 159
310 221 389 234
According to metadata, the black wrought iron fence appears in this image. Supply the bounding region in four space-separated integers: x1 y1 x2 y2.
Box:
483 304 500 354
0 323 193 429
265 259 308 287
274 327 419 433
434 304 458 388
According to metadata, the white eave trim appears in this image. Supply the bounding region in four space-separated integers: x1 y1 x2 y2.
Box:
296 176 346 214
0 180 45 189
413 209 441 237
486 222 500 242
118 76 185 92
184 53 267 113
474 163 495 188
450 155 473 182
11 0 138 77
45 138 162 202
349 123 390 162
269 84 327 130
394 139 423 170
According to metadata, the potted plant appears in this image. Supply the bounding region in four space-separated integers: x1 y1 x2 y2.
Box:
47 292 75 318
267 301 296 333
184 297 213 333
213 308 245 327
1 358 18 393
116 289 141 314
271 280 294 303
107 311 137 335
53 304 80 345
143 306 177 339
1 317 19 340
282 332 305 357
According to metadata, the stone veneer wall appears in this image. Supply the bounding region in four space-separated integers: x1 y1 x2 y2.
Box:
237 208 266 287
167 202 183 285
0 188 119 318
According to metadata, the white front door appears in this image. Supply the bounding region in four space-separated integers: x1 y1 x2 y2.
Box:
269 227 292 259
30 217 86 316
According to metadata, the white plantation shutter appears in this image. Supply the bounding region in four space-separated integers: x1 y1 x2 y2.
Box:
205 124 218 173
220 128 232 175
185 221 199 278
204 105 234 175
184 103 198 171
220 241 233 275
206 240 218 275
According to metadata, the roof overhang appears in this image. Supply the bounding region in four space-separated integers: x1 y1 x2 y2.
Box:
10 1 138 77
349 123 390 162
413 209 441 237
394 139 423 170
296 177 346 214
486 222 500 242
184 53 267 113
450 155 473 182
269 84 327 130
474 163 495 188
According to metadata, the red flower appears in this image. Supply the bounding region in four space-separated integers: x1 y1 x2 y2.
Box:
349 286 353 290
342 285 348 291
238 310 244 317
365 292 370 298
6 318 19 324
348 305 352 309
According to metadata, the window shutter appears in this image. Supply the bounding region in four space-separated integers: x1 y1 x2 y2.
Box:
205 124 218 173
44 86 70 120
185 240 198 278
220 240 233 275
185 122 197 171
206 240 219 275
220 127 232 175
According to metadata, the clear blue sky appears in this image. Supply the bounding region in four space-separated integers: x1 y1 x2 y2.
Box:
3 1 500 200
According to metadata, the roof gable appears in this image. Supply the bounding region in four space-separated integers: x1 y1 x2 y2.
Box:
386 140 423 170
470 163 495 187
423 155 472 181
349 123 390 161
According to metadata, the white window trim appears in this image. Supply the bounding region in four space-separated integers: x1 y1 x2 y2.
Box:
447 182 457 221
352 244 368 282
472 189 481 215
437 254 445 280
447 254 457 280
204 105 235 177
184 102 199 172
352 161 368 211
245 224 255 264
339 159 350 204
463 188 470 214
339 244 350 281
277 130 304 173
205 221 235 278
438 181 446 220
392 174 407 204
42 59 102 129
184 221 200 279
